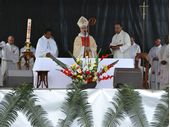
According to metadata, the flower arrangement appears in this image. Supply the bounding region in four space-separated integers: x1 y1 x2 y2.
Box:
48 51 118 88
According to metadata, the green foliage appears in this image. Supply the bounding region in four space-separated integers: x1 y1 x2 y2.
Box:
57 88 93 127
119 86 149 127
0 84 53 127
103 93 125 127
151 89 169 127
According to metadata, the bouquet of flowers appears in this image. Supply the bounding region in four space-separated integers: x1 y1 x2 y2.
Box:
48 51 118 88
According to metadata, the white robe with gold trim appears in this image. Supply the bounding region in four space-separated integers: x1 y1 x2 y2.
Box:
73 33 97 58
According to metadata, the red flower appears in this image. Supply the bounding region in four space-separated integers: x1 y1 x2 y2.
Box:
100 54 109 61
86 70 91 75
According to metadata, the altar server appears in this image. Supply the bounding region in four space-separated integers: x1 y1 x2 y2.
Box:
128 36 141 59
109 23 131 58
73 16 97 58
158 36 169 89
148 38 162 89
0 36 19 85
35 29 59 58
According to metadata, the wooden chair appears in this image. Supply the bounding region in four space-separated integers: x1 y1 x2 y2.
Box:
135 53 149 89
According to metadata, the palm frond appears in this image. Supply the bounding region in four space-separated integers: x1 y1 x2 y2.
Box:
22 94 53 127
0 84 33 127
57 88 93 127
151 89 169 127
119 86 149 127
57 89 78 127
48 53 67 69
57 89 80 127
0 92 21 127
77 90 93 127
103 93 125 127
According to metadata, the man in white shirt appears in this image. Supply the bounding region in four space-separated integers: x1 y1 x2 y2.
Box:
158 35 169 89
148 38 162 89
110 23 131 58
128 36 141 59
35 29 59 58
0 36 19 86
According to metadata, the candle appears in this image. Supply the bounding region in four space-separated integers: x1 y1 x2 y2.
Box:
26 19 32 42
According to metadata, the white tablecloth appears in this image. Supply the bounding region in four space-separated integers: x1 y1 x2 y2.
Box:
0 89 164 127
33 58 134 88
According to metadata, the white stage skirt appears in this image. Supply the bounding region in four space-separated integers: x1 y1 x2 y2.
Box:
33 58 134 88
0 89 164 127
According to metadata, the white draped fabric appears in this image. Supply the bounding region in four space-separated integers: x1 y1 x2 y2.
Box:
33 58 134 88
0 89 164 127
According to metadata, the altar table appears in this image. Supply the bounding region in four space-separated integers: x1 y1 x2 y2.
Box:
33 58 134 88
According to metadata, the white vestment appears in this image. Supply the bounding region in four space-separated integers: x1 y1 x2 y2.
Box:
110 30 131 58
73 33 97 58
35 36 59 58
148 45 162 89
0 41 19 85
20 46 36 70
158 44 169 89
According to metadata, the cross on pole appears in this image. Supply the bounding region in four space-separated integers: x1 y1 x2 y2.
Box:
140 1 149 20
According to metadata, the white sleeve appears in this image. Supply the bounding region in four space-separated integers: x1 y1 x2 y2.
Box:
0 41 6 48
35 39 47 58
119 33 131 53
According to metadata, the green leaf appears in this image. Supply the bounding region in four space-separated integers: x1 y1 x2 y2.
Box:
47 54 68 69
119 86 149 127
151 89 169 127
57 88 93 127
103 93 125 127
22 95 53 127
0 92 21 127
77 91 93 127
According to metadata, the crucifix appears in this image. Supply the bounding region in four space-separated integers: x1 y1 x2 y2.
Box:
140 1 149 20
139 0 149 52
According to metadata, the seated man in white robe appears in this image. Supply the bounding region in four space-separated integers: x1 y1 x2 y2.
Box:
158 35 169 89
148 38 162 89
73 16 97 58
0 36 19 85
110 22 131 58
20 45 36 69
35 28 59 58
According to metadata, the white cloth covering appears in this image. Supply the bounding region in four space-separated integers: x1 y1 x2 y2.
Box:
33 58 134 88
35 36 59 58
110 30 131 58
0 89 164 127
